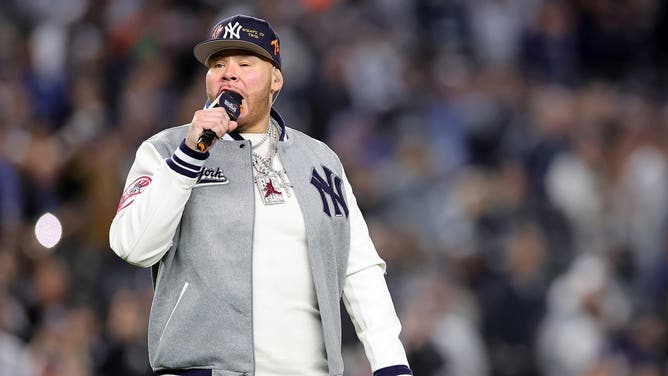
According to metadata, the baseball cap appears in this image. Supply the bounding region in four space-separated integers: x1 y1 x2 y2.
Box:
194 15 281 69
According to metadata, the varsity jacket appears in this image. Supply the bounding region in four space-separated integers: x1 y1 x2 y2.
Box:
109 109 412 376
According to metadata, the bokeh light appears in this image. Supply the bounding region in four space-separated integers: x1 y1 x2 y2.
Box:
34 212 63 249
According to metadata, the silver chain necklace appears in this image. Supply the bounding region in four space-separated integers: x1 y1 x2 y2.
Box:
251 121 292 205
251 127 271 150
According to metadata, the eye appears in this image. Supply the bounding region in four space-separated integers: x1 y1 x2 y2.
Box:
208 60 225 69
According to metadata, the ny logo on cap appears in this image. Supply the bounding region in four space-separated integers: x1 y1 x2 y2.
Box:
212 21 242 39
223 21 242 39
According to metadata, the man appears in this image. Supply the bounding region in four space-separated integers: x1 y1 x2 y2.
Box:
109 14 412 376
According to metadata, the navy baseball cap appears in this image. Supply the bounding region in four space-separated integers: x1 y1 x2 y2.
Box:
194 15 281 69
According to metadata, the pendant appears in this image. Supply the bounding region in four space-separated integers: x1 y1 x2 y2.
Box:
255 174 285 205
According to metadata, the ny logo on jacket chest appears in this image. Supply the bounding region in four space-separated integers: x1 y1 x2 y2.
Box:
310 166 349 218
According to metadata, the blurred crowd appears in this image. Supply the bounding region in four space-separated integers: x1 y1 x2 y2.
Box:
2 0 668 375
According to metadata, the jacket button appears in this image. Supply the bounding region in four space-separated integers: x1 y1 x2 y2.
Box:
239 143 246 148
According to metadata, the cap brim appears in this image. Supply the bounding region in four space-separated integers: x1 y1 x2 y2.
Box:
193 40 275 66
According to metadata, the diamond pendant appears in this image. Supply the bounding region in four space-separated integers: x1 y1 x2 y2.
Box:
255 174 285 205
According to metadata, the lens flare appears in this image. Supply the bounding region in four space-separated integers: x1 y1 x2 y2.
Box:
34 212 63 249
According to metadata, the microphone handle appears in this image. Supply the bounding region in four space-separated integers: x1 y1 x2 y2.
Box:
196 130 217 152
195 91 243 152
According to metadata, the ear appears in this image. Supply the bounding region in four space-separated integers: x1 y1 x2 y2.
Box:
270 67 283 92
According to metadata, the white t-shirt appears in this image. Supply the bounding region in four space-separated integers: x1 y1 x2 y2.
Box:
243 132 328 375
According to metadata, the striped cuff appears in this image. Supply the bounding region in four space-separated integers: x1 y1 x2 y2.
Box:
166 140 209 178
155 370 211 376
373 365 412 376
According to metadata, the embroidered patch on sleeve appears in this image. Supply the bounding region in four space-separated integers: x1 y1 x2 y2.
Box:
117 176 152 212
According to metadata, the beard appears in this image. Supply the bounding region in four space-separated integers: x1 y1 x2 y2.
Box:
234 82 273 133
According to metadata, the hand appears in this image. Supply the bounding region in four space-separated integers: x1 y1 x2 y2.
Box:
185 107 238 152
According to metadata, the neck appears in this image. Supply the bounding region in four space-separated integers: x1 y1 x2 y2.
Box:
241 120 273 136
239 111 271 134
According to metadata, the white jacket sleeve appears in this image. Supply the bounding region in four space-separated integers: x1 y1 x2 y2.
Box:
109 140 208 267
341 171 412 375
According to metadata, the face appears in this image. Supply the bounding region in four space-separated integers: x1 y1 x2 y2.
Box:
205 50 282 133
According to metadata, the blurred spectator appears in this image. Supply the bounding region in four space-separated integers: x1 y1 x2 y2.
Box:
28 306 98 376
0 152 22 245
521 0 579 84
537 253 632 376
96 289 152 376
400 269 488 376
24 256 69 341
474 221 548 376
0 292 35 376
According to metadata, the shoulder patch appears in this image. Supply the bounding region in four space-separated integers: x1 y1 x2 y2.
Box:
117 176 152 212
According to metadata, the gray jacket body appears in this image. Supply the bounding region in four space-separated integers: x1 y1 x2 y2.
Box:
146 111 350 375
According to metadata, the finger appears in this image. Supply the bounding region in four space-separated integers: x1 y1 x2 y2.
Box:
193 108 229 125
195 115 228 135
227 120 239 133
207 107 231 122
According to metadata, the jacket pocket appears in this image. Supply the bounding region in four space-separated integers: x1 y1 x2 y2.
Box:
159 281 189 341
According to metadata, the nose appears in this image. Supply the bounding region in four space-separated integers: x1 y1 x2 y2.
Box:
221 65 238 81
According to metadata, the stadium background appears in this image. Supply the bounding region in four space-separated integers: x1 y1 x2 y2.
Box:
2 0 668 375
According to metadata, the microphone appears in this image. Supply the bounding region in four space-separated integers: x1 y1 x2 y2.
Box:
196 91 243 152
